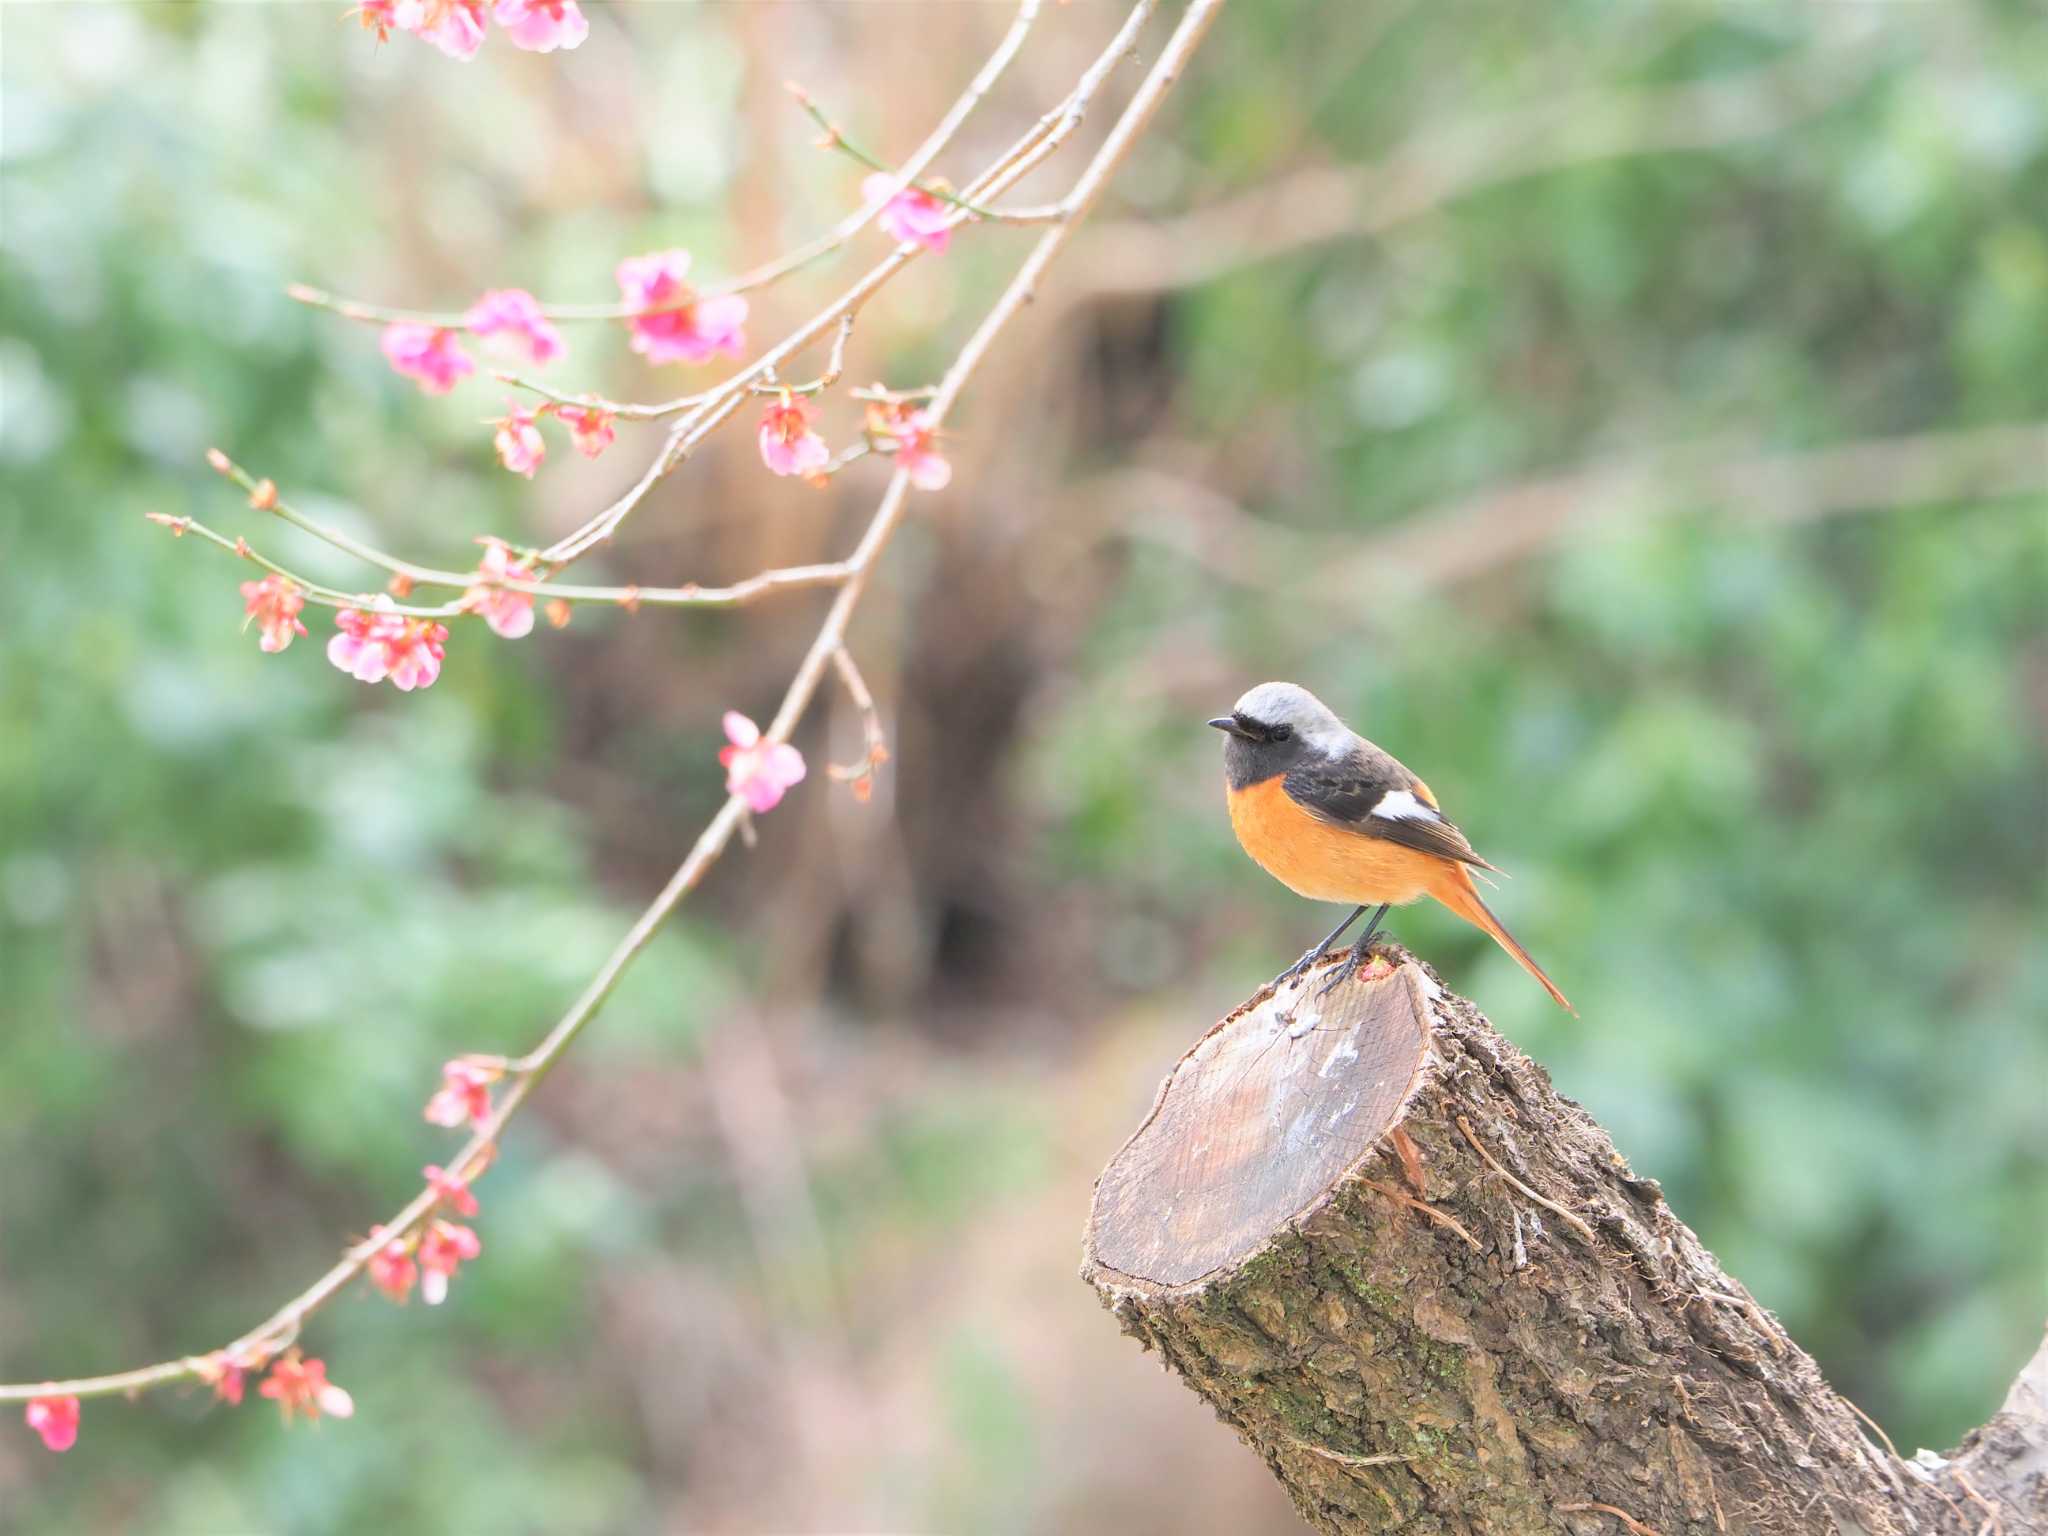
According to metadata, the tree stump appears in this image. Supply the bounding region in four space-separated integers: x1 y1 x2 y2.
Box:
1082 945 2046 1535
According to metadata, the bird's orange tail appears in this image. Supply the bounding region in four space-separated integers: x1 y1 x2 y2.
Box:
1427 863 1575 1014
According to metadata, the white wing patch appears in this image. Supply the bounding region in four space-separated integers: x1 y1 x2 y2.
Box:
1370 789 1438 822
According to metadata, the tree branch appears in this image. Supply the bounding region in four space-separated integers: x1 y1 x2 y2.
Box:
0 0 1225 1412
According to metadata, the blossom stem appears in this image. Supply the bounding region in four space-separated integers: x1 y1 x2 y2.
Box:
146 513 433 613
495 311 855 422
209 450 474 588
825 645 890 788
285 283 641 330
786 88 1003 220
163 503 859 614
710 0 1044 298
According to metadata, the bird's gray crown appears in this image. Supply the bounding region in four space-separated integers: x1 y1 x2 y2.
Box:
1231 681 1352 755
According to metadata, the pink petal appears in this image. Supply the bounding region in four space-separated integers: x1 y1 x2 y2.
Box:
615 249 690 309
722 710 759 749
495 0 587 51
766 743 807 787
486 598 535 639
904 450 952 491
692 293 749 350
788 434 831 476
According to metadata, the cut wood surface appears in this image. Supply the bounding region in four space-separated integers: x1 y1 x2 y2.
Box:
1082 944 2047 1535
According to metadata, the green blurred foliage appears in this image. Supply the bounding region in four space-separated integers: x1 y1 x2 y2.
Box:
2 3 2044 1532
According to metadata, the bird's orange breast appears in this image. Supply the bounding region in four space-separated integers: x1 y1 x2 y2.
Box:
1226 775 1440 905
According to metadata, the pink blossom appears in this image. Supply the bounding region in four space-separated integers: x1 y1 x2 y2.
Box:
424 1059 497 1128
418 1220 482 1305
757 396 830 478
465 289 563 366
616 250 747 365
394 0 486 60
863 173 953 254
24 1396 79 1453
493 0 587 52
196 1352 246 1406
380 324 475 395
556 403 615 458
327 603 449 691
491 406 547 479
259 1353 354 1424
630 291 747 365
460 538 537 639
367 1228 419 1305
616 248 691 311
868 401 951 490
425 1163 480 1217
719 711 806 813
354 0 397 42
240 574 309 654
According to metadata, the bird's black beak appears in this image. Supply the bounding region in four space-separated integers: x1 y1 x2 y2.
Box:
1208 716 1251 739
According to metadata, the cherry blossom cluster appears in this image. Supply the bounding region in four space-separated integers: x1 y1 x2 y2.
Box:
367 1161 484 1307
366 237 955 495
492 401 615 477
21 1347 356 1454
234 534 543 690
355 0 588 61
376 253 744 400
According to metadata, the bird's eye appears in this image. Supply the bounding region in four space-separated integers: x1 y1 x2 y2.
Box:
1270 724 1293 742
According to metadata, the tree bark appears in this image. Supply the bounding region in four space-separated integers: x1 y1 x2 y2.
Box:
1081 946 2047 1535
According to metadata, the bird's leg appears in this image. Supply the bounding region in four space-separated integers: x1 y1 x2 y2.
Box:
1313 903 1392 1000
1274 905 1367 989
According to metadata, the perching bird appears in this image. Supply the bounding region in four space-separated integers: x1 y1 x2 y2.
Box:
1210 681 1573 1012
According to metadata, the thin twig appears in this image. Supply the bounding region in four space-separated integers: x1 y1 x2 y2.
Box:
497 312 858 422
1358 1177 1481 1250
1693 1290 1787 1358
1457 1114 1598 1244
144 513 430 614
712 0 1046 297
786 82 1002 219
178 466 861 613
1955 1469 2007 1536
1835 1388 1903 1469
1286 1437 1413 1468
825 646 890 797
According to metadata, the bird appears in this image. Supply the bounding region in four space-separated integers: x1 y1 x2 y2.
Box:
1209 681 1573 1012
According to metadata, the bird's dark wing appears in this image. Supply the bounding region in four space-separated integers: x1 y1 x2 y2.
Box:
1282 750 1499 871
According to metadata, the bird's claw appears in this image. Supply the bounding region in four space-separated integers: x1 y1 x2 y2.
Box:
1269 947 1321 994
1313 951 1365 1002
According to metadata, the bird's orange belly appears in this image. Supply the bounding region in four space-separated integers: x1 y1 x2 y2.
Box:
1227 775 1437 905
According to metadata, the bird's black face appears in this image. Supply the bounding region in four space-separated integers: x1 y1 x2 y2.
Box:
1208 711 1305 788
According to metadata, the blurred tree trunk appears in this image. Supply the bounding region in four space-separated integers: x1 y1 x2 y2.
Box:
1082 948 2047 1535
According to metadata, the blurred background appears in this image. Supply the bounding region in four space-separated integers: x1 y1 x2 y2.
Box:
3 2 2045 1532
